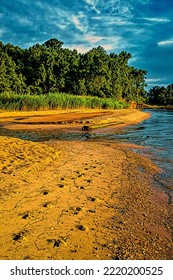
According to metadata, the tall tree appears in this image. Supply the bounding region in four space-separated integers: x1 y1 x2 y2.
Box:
0 52 25 94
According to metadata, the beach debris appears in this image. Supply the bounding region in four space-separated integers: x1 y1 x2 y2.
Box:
88 209 96 213
82 125 90 131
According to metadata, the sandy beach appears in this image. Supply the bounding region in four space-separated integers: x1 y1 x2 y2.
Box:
0 109 172 260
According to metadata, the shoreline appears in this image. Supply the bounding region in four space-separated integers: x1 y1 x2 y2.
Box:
0 109 150 139
0 109 172 259
142 104 173 110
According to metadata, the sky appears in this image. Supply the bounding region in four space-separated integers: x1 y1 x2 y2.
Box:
0 0 173 89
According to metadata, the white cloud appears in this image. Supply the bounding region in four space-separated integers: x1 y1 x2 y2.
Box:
0 28 6 38
120 5 131 17
129 55 140 63
91 16 101 20
158 39 173 46
107 16 134 26
137 0 150 4
67 44 91 53
101 35 128 51
17 17 33 26
56 23 69 30
71 14 87 33
85 34 106 43
101 44 114 51
146 78 164 83
84 0 96 5
112 0 133 18
72 16 83 32
67 43 113 53
143 17 170 23
84 0 100 13
146 78 167 88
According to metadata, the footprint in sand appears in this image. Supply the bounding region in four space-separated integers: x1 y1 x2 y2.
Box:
21 212 30 219
87 196 96 202
42 202 53 208
12 231 27 242
47 237 67 248
68 206 82 215
58 184 65 188
76 224 89 231
42 190 50 195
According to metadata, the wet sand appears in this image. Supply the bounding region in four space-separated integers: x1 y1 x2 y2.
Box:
0 109 172 260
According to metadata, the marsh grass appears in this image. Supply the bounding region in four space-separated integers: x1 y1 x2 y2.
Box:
0 92 128 111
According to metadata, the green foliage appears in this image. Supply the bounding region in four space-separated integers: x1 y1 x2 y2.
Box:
0 52 26 94
0 91 47 110
0 38 148 107
147 84 173 105
0 92 128 111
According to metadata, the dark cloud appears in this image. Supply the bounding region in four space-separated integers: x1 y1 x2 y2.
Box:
0 0 172 88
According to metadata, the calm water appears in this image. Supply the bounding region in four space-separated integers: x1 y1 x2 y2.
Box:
91 109 173 197
114 110 173 183
107 109 172 162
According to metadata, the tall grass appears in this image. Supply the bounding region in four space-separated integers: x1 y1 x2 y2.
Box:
0 91 129 111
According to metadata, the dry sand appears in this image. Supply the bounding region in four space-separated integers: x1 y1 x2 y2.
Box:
0 109 172 260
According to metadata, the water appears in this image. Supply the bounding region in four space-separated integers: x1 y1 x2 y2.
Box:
109 109 173 164
92 109 173 197
112 109 173 186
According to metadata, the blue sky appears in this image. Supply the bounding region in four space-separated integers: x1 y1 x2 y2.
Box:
0 0 173 89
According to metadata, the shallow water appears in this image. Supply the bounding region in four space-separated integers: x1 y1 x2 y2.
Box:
90 109 173 198
111 109 173 186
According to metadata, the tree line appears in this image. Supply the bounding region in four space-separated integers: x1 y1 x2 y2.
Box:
147 84 173 106
0 38 148 104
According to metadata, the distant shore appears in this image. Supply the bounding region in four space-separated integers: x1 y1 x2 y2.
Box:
0 108 172 260
141 104 173 109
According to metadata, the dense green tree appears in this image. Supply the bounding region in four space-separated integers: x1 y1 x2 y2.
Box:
42 38 64 50
78 46 111 97
0 52 25 94
129 68 147 102
147 85 173 105
0 38 148 103
108 51 132 100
